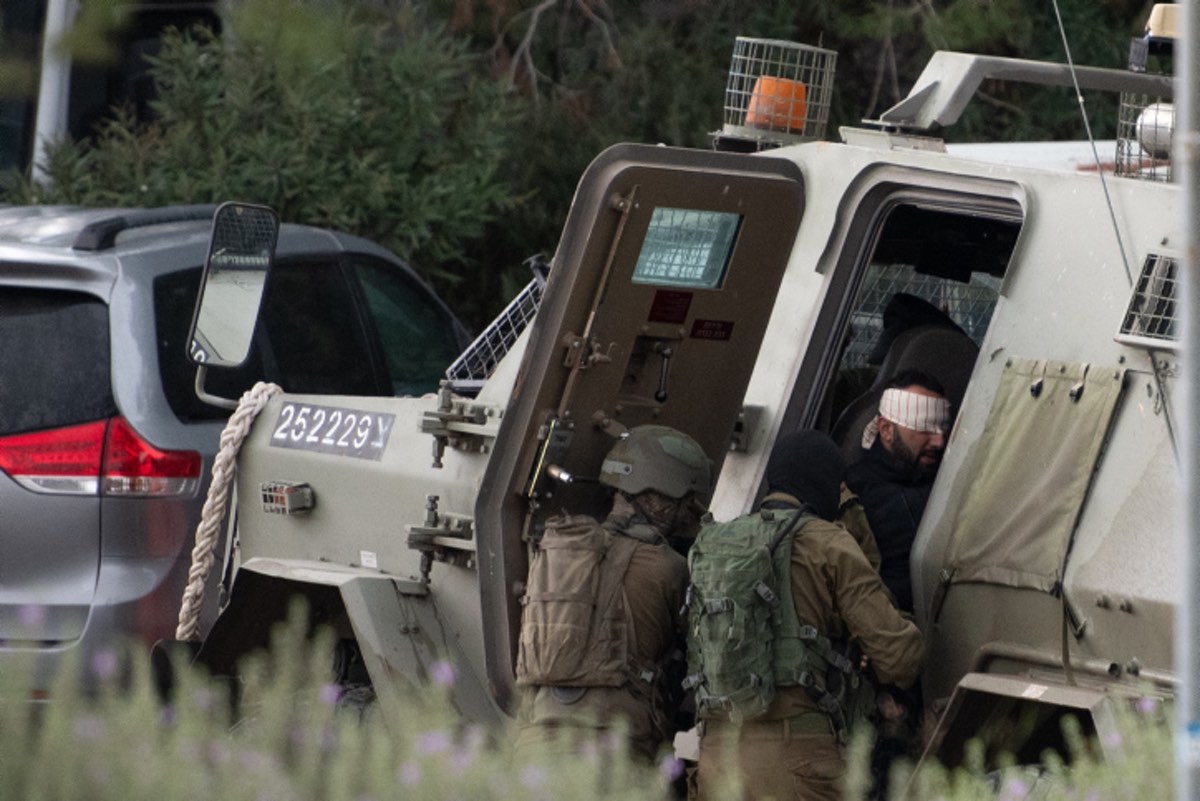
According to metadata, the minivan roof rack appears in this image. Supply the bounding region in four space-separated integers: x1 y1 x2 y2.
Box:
73 204 218 251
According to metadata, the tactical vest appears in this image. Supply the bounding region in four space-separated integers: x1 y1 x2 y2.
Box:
515 514 655 688
684 508 872 733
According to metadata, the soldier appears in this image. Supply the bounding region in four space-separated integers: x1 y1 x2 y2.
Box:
692 430 923 801
513 425 712 764
845 369 950 614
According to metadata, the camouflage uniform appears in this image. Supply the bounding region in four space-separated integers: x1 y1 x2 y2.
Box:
838 483 882 574
514 425 711 765
694 432 923 801
513 509 687 762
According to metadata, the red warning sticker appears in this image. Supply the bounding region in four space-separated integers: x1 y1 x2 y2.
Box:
648 289 693 324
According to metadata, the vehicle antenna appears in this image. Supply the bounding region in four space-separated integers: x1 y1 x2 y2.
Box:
1050 0 1135 288
1051 0 1179 458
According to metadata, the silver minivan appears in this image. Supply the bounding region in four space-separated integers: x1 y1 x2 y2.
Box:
0 204 470 691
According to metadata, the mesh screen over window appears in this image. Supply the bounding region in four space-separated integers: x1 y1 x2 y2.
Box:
631 208 741 289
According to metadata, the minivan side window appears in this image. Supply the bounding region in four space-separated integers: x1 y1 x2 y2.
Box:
0 288 117 434
155 260 382 422
259 257 384 396
155 256 465 421
352 256 464 396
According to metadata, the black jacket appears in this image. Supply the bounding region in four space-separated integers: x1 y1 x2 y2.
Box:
844 440 934 612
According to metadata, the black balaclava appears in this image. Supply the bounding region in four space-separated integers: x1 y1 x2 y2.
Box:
765 430 846 521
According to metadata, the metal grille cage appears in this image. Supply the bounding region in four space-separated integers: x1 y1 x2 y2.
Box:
445 257 550 393
1118 253 1178 350
632 208 739 289
715 37 837 151
1115 27 1174 181
842 264 1001 370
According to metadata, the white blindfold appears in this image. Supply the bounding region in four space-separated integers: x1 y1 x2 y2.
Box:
862 388 951 449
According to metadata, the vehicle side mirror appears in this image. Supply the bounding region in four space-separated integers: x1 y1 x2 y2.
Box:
188 202 279 368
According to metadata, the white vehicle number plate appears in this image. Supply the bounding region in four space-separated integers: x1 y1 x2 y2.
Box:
269 402 395 461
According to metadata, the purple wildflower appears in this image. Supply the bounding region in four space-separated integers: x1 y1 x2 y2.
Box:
659 756 685 782
1136 696 1159 715
91 648 119 680
431 659 457 687
191 687 216 712
319 683 342 705
416 729 453 755
998 777 1029 801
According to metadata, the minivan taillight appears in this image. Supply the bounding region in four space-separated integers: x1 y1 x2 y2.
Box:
0 417 201 497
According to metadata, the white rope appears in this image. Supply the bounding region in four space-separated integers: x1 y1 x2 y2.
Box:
175 381 283 641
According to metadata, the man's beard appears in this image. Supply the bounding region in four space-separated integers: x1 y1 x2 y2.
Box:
891 436 940 480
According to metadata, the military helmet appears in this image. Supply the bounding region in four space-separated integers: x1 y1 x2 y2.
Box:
599 425 713 499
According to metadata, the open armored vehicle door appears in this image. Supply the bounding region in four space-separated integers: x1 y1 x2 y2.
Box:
477 144 805 710
183 145 807 721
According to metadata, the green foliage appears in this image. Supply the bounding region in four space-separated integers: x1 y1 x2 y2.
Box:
0 603 673 801
0 601 1178 801
444 0 1148 318
896 702 1175 801
2 0 1155 330
57 0 131 65
12 0 513 300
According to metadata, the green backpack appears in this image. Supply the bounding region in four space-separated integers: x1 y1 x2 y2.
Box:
684 507 872 731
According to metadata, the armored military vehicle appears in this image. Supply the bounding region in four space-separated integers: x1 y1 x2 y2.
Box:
176 15 1180 773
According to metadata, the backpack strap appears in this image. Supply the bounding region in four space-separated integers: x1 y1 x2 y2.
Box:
793 628 859 740
768 507 865 740
600 531 664 689
767 504 814 554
